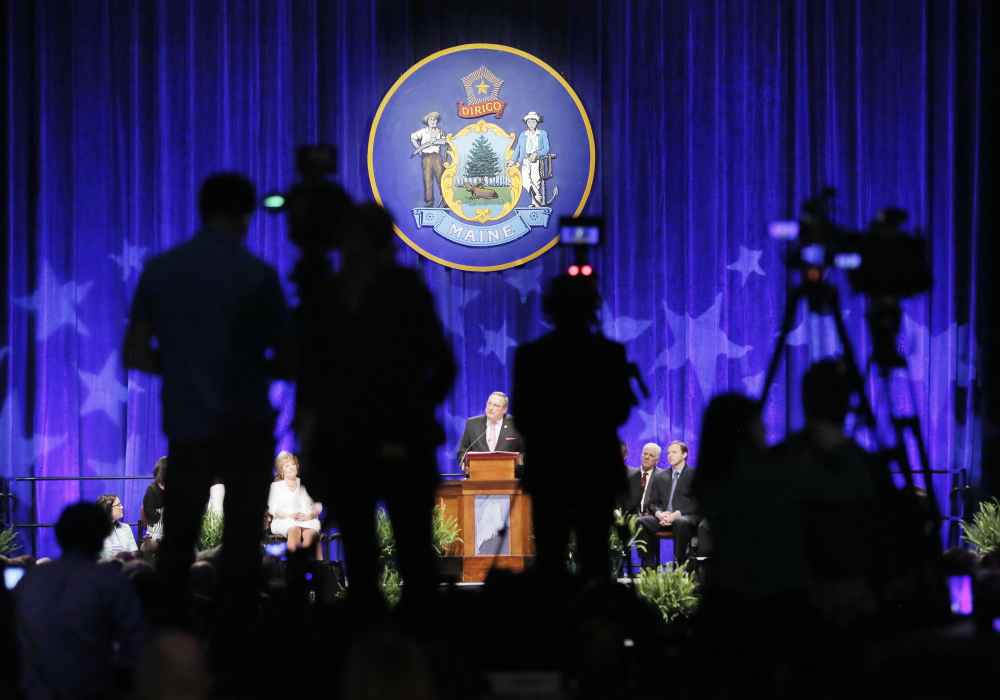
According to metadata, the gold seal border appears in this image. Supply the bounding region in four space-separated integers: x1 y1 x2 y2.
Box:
368 43 596 272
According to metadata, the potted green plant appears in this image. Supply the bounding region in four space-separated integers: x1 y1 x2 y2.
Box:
962 498 1000 554
633 561 699 627
432 503 462 555
1 527 21 557
373 504 463 605
197 508 224 551
611 512 643 575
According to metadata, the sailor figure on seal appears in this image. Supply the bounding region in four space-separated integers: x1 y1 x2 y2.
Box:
506 111 555 207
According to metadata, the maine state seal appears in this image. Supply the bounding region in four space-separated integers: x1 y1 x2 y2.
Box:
368 44 595 271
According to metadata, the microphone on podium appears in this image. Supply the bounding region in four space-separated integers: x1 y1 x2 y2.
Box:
457 427 490 474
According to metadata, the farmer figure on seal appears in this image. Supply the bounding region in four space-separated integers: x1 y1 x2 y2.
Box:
410 111 447 207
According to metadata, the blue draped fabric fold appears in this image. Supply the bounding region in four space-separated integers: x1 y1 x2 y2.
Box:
1 0 985 557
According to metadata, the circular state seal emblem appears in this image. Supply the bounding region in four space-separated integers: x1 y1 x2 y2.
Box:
369 44 595 271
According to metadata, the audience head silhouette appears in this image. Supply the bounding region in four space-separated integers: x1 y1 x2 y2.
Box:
343 202 397 263
695 392 765 492
56 501 112 559
802 357 852 426
198 172 257 233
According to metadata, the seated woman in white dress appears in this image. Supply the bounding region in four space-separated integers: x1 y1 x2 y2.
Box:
267 451 323 555
96 493 138 559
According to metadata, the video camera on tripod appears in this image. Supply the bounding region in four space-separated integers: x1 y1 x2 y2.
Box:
770 187 933 369
764 188 950 623
262 145 354 256
261 146 357 499
770 187 932 298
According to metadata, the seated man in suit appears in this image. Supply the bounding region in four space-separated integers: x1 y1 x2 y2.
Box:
637 440 699 568
457 391 524 476
622 443 666 517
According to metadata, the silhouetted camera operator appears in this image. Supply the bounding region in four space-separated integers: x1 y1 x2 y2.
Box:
512 274 640 580
296 203 455 610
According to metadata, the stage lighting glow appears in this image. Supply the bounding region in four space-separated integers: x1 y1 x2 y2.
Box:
949 575 973 615
581 264 593 276
568 265 580 276
801 244 825 265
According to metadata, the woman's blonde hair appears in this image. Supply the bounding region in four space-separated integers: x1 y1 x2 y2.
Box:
274 451 299 481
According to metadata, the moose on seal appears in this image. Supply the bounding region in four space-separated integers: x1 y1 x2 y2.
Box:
464 181 499 200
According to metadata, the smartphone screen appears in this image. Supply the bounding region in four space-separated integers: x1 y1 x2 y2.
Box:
3 566 25 590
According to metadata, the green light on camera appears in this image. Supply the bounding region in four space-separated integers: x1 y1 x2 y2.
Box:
263 194 286 209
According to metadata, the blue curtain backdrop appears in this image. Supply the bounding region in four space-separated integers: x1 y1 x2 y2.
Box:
1 0 988 557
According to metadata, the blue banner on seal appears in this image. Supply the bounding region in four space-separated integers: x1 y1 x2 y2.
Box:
368 44 595 271
412 208 552 247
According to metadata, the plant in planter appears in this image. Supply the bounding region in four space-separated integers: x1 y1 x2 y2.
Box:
611 512 644 573
566 513 645 576
1 527 21 557
198 508 224 551
633 561 699 625
379 567 402 608
962 498 1000 554
376 505 462 560
375 507 396 563
373 504 461 606
432 503 462 555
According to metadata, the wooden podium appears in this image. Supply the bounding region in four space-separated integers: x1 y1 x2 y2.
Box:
436 452 535 582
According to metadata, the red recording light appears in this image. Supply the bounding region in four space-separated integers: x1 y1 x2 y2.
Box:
581 264 593 276
568 265 580 276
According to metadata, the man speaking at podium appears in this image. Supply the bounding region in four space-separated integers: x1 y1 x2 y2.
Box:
457 392 524 476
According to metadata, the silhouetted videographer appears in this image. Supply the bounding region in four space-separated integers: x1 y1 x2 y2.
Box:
292 198 455 609
764 188 949 629
123 172 294 632
512 274 641 580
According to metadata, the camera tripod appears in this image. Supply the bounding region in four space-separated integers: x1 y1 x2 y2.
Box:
759 270 952 627
760 272 942 528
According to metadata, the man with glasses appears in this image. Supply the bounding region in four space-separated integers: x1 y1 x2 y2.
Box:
457 392 524 476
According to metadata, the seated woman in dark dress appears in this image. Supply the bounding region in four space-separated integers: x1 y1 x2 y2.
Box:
142 456 167 541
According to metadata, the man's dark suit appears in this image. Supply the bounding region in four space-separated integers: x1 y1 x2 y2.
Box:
457 414 524 471
637 465 699 567
623 466 665 516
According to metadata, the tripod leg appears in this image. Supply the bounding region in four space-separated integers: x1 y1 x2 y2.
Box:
759 286 804 406
828 294 877 431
